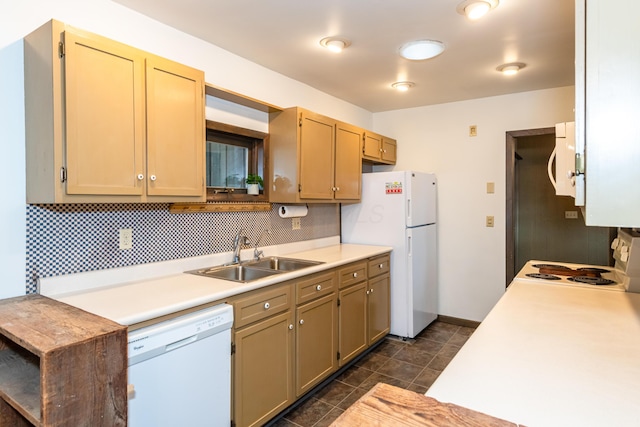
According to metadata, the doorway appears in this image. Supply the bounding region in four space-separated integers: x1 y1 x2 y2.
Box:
505 128 615 285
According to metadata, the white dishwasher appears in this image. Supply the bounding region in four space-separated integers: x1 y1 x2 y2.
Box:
128 303 233 427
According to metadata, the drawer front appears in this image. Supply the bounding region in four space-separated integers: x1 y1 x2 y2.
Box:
234 283 293 329
338 261 367 289
368 254 390 278
296 271 337 305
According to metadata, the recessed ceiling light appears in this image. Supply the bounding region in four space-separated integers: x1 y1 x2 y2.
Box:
456 0 499 20
496 62 526 76
392 81 415 92
319 37 350 53
399 40 445 61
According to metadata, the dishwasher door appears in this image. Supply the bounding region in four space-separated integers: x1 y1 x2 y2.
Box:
128 303 233 427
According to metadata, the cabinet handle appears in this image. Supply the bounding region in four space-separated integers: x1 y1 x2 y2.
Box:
150 175 157 181
366 290 370 295
379 263 384 269
299 319 304 325
264 302 270 310
289 324 294 330
370 288 374 294
316 284 322 291
335 187 340 192
353 272 358 278
137 174 144 181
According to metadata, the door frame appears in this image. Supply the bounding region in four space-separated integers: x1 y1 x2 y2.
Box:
505 127 555 285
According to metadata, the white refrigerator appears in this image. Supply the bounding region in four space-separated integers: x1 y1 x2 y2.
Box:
341 171 437 339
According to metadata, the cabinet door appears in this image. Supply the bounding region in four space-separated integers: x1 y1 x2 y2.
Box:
64 29 145 196
335 123 363 201
368 274 391 345
362 132 382 161
296 293 338 396
234 311 294 427
580 0 640 226
299 111 335 200
338 282 367 367
381 137 397 164
146 56 205 198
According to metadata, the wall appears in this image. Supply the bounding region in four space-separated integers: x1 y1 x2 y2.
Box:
0 0 372 298
373 86 575 321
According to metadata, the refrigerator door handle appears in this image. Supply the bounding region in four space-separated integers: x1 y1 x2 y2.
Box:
408 235 412 256
407 199 411 219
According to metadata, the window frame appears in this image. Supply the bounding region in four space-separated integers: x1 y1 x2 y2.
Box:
205 120 269 202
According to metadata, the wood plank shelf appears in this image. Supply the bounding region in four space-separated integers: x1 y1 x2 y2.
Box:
0 295 127 427
169 202 272 213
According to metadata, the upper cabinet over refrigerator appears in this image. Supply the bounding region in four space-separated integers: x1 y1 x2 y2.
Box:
575 0 640 227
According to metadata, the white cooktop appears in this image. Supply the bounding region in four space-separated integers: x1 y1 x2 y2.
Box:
515 259 627 291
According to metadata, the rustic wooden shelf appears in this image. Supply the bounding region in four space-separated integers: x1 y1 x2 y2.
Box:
170 202 272 213
0 295 127 426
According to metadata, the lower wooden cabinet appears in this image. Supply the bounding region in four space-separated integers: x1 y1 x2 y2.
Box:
233 310 295 427
230 252 390 427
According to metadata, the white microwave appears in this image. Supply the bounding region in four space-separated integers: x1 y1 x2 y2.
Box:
547 121 577 199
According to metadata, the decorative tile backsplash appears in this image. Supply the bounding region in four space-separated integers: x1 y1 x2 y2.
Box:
26 203 339 294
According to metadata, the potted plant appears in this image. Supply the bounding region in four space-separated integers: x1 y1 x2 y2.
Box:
246 174 263 195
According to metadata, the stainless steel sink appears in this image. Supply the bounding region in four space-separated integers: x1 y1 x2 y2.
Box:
188 265 281 283
187 257 323 283
246 257 323 272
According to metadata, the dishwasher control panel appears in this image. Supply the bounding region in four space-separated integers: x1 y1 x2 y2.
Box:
128 303 233 365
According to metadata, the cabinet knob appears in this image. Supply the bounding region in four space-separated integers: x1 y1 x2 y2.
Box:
150 175 157 181
299 319 304 325
137 174 144 181
335 187 340 192
370 288 374 294
264 302 270 310
289 324 294 330
379 263 384 269
353 272 358 278
316 284 322 291
366 290 370 295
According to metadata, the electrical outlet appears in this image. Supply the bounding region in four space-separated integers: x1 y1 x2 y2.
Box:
469 125 477 137
565 211 579 219
486 216 494 227
119 228 133 250
292 217 301 230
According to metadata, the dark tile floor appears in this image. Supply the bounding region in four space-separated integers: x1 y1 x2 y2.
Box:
271 321 476 427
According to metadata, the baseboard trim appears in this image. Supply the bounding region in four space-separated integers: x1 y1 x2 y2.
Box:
437 314 481 329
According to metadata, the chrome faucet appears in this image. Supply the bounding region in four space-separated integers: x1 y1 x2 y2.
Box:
232 229 249 264
253 229 271 261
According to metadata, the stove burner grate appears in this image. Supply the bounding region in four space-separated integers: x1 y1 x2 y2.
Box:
526 273 561 280
576 267 611 274
567 276 616 286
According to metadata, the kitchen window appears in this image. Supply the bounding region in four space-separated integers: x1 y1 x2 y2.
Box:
205 120 268 202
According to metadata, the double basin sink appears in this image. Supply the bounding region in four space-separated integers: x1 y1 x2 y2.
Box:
187 257 323 283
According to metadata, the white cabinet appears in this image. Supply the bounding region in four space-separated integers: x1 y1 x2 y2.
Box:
576 0 640 226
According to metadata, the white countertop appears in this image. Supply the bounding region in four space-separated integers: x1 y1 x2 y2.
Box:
426 279 640 426
40 239 391 326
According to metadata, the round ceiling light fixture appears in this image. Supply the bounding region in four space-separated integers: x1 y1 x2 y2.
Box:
496 62 526 76
399 40 445 61
319 37 351 53
456 0 499 20
391 81 416 92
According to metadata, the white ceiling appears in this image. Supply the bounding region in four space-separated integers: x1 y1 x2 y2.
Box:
113 0 575 113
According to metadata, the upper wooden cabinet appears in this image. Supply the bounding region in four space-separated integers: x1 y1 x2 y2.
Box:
269 107 362 203
24 20 205 203
363 131 397 165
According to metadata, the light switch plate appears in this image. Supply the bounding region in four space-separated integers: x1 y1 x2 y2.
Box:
486 182 495 194
486 216 494 227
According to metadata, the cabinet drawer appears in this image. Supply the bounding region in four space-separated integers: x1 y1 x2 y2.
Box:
296 271 337 305
233 283 293 329
338 261 367 289
368 254 390 278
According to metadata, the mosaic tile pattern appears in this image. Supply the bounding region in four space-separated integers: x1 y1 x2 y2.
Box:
26 203 339 293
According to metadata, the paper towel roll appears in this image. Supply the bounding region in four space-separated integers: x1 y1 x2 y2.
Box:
279 205 308 218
